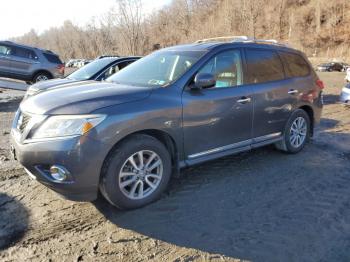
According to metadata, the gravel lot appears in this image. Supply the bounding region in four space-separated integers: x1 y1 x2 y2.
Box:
0 72 349 262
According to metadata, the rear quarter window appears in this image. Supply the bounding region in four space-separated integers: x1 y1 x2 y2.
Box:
245 49 285 84
279 52 310 78
43 53 62 64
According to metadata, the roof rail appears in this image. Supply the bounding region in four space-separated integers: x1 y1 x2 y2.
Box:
195 36 250 43
194 36 290 47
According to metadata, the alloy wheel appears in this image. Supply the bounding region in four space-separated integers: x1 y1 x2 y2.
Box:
289 116 307 148
118 150 163 200
36 75 49 82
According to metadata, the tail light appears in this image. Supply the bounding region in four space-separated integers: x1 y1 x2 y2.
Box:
316 79 325 90
57 64 65 75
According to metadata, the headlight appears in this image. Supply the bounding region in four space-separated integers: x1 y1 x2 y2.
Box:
32 115 106 139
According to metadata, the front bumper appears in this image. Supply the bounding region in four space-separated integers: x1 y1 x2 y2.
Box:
10 133 107 201
340 87 350 104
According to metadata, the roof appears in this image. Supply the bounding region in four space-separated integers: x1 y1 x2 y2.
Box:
0 40 58 55
162 37 301 54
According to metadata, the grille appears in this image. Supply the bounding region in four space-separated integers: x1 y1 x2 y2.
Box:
17 112 31 133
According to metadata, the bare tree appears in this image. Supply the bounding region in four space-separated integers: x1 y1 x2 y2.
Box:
10 0 350 61
113 0 145 55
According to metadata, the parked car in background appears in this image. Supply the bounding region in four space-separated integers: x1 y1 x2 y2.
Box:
11 37 323 209
65 59 77 68
25 56 141 98
340 62 350 71
340 83 350 105
96 55 119 59
345 68 350 82
317 62 344 72
0 41 64 84
72 59 82 68
83 60 91 66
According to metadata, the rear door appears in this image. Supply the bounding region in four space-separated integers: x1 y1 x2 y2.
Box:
182 49 253 160
9 47 39 77
0 44 13 76
278 51 314 104
243 48 296 140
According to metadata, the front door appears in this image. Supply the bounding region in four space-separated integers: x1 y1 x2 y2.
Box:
182 49 253 161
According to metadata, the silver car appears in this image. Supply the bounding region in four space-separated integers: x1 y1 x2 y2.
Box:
0 41 64 84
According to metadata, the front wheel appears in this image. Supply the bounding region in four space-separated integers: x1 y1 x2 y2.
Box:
275 109 311 154
100 134 172 209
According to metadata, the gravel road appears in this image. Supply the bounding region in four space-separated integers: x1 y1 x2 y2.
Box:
0 72 349 262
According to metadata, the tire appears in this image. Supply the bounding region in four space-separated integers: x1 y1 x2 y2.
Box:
275 109 311 154
100 134 172 209
33 72 51 83
25 81 33 85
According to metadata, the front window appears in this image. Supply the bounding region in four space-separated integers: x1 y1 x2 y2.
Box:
67 59 113 81
197 50 243 88
107 50 206 87
0 45 13 56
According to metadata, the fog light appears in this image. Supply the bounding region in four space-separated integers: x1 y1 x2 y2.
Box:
50 165 68 181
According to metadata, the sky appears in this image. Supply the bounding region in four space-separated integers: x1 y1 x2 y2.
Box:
0 0 171 40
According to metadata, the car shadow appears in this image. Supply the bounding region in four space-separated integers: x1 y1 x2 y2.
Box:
0 193 29 251
94 121 350 261
317 117 339 130
322 94 340 105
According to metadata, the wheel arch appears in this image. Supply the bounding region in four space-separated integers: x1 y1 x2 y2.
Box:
298 105 314 136
100 129 180 183
32 70 53 81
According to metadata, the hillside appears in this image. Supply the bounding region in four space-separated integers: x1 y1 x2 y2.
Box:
12 0 350 61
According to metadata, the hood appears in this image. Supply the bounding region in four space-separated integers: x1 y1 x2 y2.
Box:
21 81 152 115
25 78 86 98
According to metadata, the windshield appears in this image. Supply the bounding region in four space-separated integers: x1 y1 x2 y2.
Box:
68 58 113 80
107 50 206 87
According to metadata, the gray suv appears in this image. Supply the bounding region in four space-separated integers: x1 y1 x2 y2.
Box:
0 41 64 84
10 37 323 209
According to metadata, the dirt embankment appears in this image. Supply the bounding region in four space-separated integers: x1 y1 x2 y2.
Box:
0 72 350 262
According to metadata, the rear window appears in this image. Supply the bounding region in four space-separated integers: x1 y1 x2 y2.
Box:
43 53 62 64
279 52 310 78
245 49 285 84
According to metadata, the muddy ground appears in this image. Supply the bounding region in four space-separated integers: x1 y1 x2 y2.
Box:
0 72 349 262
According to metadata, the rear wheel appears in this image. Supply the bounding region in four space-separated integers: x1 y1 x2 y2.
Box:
275 109 311 154
100 134 172 209
33 72 51 83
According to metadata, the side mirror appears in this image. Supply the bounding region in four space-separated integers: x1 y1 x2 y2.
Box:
192 73 216 89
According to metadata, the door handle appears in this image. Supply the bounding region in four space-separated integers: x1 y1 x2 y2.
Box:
237 97 251 104
288 89 299 95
